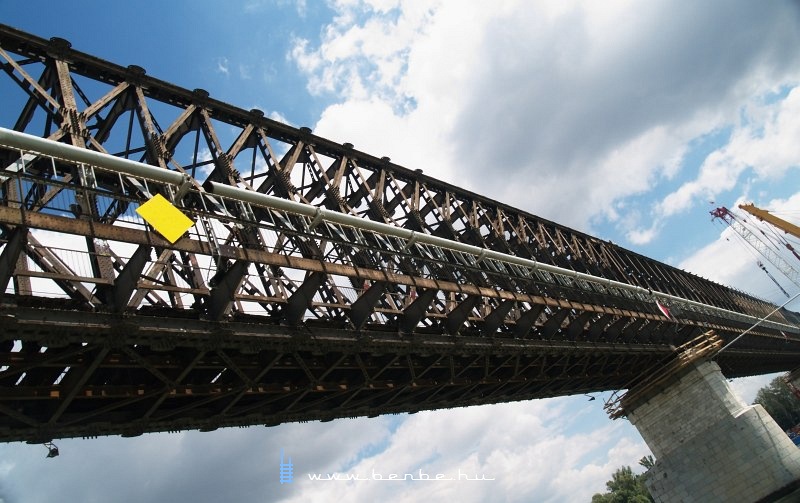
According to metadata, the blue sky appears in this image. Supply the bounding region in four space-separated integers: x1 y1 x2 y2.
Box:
2 1 800 501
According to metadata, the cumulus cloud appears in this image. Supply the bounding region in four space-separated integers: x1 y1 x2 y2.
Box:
0 365 660 500
289 0 800 236
280 398 649 503
0 417 393 503
268 110 293 125
658 87 800 220
0 396 651 502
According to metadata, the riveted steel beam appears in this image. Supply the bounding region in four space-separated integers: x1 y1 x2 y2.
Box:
0 226 26 292
445 295 480 335
0 24 799 442
96 244 151 312
207 260 249 321
283 271 326 325
398 288 438 335
349 280 386 330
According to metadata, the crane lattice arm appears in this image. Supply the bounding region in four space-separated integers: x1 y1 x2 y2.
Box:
711 207 800 289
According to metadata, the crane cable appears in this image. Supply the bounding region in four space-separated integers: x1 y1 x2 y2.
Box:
713 211 792 299
735 214 795 296
757 212 800 261
745 206 800 262
758 261 791 298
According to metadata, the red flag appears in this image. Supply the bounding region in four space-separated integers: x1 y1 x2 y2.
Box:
656 301 673 319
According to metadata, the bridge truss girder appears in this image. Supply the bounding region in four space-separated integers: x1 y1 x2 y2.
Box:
0 24 799 442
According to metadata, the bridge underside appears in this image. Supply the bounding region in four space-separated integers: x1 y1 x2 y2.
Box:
1 296 794 443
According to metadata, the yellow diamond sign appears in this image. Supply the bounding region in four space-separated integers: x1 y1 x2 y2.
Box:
136 193 194 243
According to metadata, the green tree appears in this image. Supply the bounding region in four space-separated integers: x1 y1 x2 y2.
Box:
591 463 654 503
638 455 655 470
754 376 800 431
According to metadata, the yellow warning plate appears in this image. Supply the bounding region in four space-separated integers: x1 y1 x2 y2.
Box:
136 193 194 243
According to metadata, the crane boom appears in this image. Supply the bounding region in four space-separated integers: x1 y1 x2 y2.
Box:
739 203 800 241
711 207 800 289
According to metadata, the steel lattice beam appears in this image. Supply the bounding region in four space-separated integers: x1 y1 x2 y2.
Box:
0 24 799 442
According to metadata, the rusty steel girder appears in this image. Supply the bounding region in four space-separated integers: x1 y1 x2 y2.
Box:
0 23 799 442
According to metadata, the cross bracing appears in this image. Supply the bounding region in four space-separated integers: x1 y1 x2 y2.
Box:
0 24 798 442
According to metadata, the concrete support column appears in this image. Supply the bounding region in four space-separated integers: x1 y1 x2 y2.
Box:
626 360 800 502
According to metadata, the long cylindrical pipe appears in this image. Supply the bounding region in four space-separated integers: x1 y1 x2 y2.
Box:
205 181 799 334
0 127 188 186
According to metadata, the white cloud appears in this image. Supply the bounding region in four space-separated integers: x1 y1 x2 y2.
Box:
626 224 660 246
289 0 800 237
729 372 783 404
0 461 13 478
295 0 307 17
0 396 652 502
289 1 437 106
268 110 293 125
216 57 230 76
658 88 800 220
677 225 756 288
283 398 649 503
311 97 455 181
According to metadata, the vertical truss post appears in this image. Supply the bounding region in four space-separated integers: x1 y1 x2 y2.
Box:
282 271 326 325
398 288 438 335
0 226 27 293
512 305 545 338
481 300 516 335
96 244 152 312
207 260 249 321
445 296 480 335
349 281 386 330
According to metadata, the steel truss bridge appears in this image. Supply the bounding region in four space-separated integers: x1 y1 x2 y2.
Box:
0 24 798 443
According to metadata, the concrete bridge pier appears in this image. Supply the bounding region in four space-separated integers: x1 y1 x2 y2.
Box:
624 360 800 502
